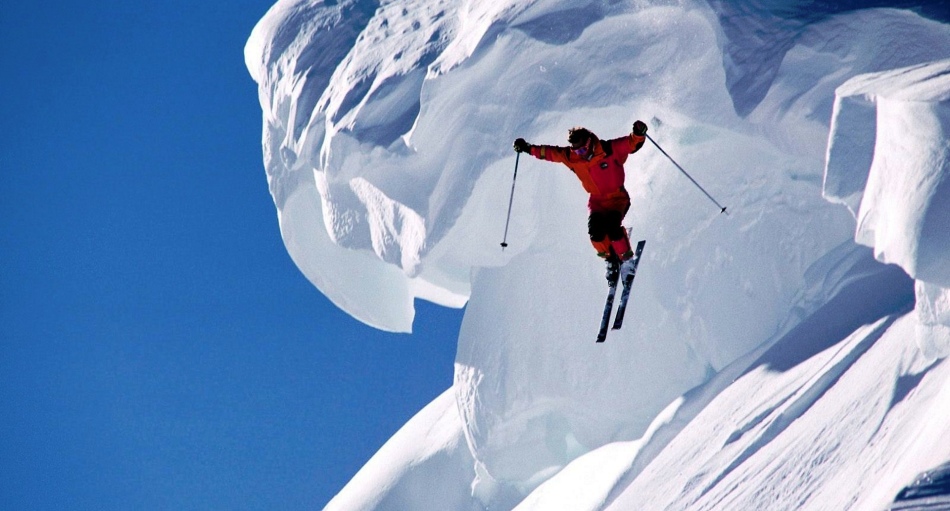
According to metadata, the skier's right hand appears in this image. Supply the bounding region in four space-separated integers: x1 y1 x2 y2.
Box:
513 138 530 153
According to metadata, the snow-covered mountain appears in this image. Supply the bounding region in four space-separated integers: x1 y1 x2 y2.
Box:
244 1 950 509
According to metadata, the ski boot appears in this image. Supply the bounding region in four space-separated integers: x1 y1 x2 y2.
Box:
605 256 621 284
619 250 636 281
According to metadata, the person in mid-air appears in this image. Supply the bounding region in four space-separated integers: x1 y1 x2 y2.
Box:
513 120 648 282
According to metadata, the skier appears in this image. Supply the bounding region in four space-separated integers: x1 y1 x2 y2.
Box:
513 120 648 283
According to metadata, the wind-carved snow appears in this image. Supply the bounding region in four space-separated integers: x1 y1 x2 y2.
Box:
245 1 950 510
825 58 950 360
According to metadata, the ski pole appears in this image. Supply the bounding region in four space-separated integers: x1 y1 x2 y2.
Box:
500 152 521 249
646 133 728 215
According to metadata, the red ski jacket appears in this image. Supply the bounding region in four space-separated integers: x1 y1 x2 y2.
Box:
529 133 646 201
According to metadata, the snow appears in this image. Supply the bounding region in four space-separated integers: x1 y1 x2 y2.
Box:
609 311 950 510
245 1 950 510
825 58 950 359
323 388 475 510
893 461 950 510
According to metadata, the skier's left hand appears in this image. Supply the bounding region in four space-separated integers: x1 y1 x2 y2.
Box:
632 120 648 136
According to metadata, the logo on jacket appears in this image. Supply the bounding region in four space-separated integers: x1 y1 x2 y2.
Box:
600 162 609 169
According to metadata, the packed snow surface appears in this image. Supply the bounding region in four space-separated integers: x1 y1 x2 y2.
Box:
245 0 950 509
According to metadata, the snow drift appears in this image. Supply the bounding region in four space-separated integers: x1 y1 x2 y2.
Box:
825 58 950 360
245 1 950 509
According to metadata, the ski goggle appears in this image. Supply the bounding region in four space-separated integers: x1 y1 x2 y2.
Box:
571 139 591 155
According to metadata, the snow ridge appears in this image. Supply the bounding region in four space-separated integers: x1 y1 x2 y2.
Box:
826 58 950 359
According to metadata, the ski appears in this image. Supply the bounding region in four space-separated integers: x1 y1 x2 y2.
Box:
596 274 620 343
611 239 646 330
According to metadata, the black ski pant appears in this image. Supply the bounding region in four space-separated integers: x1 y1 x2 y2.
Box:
588 210 627 244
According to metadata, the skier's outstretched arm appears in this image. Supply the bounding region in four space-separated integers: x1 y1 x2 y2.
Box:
607 120 648 155
513 138 571 164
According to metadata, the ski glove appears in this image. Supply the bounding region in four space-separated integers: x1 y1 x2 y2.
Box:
632 120 648 136
513 138 530 153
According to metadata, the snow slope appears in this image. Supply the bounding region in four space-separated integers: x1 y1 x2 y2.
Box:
245 1 950 509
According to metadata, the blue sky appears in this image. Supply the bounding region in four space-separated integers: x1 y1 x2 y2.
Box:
0 1 461 509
